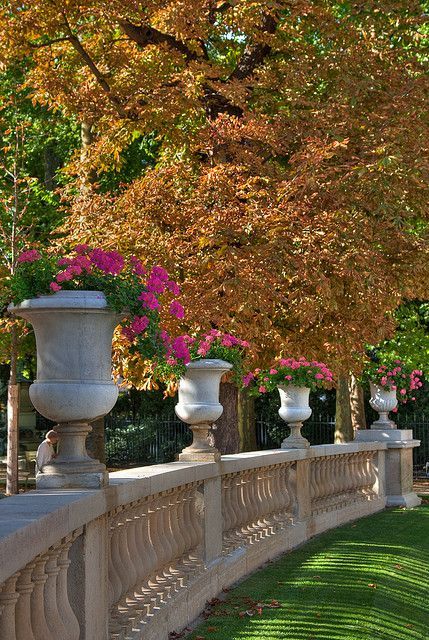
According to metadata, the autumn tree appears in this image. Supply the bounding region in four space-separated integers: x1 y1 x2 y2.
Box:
1 1 428 448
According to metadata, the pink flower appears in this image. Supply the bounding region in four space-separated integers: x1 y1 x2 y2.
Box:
315 373 324 380
74 244 90 255
147 276 166 294
49 282 62 292
172 336 191 363
130 315 150 334
197 341 211 357
150 265 169 282
121 326 135 341
242 372 255 387
258 386 267 393
221 335 234 347
166 280 181 296
400 388 407 395
138 291 160 310
269 369 278 375
392 407 398 413
56 269 74 283
17 249 41 263
90 248 124 275
169 301 185 319
130 256 146 276
285 375 292 380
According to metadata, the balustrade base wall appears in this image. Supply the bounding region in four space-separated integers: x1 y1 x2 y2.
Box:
0 439 420 640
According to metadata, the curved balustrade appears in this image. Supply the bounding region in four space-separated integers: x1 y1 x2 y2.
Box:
0 438 419 640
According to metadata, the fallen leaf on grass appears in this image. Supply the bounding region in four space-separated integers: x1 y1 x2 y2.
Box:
207 627 218 633
394 564 403 570
368 583 377 589
312 575 322 580
405 624 414 629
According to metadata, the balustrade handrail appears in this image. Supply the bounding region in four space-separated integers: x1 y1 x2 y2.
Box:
0 439 418 640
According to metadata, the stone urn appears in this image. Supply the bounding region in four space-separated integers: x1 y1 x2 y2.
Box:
9 290 122 488
175 359 233 462
369 382 398 429
279 385 312 449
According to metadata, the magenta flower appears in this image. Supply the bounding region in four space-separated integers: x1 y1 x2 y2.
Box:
169 301 185 319
131 316 150 335
17 250 41 263
138 291 160 310
49 282 62 292
166 280 181 296
172 336 191 363
150 265 169 282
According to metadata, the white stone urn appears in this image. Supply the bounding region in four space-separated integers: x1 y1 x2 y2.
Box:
9 290 122 488
369 382 398 429
279 385 312 449
175 359 233 462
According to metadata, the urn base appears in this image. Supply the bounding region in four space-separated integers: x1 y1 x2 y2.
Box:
281 434 310 449
36 466 108 489
179 449 221 462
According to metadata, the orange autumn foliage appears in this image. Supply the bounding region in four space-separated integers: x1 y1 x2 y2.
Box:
1 1 428 376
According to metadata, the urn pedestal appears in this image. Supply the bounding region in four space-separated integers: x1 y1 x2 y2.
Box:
175 359 232 462
279 385 312 449
10 291 121 489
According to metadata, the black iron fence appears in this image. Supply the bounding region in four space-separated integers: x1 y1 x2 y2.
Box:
104 412 429 471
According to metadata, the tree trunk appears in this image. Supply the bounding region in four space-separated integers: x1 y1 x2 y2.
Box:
6 325 19 495
86 417 106 464
334 374 354 443
80 120 97 187
349 374 367 431
237 389 257 452
209 382 240 454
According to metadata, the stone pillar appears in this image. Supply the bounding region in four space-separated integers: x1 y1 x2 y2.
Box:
201 477 222 564
355 429 421 508
68 517 109 640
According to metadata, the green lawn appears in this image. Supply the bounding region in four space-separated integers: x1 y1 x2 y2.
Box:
187 504 429 640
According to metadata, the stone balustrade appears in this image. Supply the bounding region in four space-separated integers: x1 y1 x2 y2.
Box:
0 439 419 640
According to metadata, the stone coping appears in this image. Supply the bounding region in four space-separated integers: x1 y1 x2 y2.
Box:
0 442 387 583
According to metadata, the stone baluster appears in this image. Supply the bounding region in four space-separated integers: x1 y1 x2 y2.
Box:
229 473 244 533
44 546 69 639
167 488 187 586
146 493 171 601
117 510 138 595
0 575 19 640
221 474 234 533
135 499 158 608
278 463 292 518
57 536 81 640
31 556 55 640
108 509 123 607
357 452 369 496
15 561 36 640
129 502 145 585
109 509 129 605
247 469 262 533
186 484 203 552
310 459 319 506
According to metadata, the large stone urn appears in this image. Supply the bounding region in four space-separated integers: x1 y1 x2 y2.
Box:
369 382 398 429
175 359 232 462
279 385 312 449
10 290 121 488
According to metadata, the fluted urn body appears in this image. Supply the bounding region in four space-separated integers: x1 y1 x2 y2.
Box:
279 385 312 449
10 290 121 488
175 359 233 461
369 382 398 429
